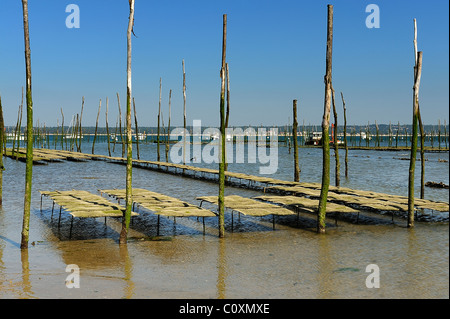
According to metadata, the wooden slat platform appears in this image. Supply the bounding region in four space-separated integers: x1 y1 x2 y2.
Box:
253 195 359 214
196 195 295 217
100 188 216 218
40 190 138 218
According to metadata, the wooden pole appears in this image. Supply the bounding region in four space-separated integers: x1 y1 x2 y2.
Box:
157 77 162 162
92 99 101 154
341 92 348 178
224 63 231 173
218 14 227 238
120 0 135 245
317 4 333 234
414 19 425 199
331 85 340 187
182 59 187 165
0 96 4 206
292 99 300 182
12 100 22 158
21 0 33 249
106 97 112 157
78 96 84 152
133 97 140 160
60 108 65 150
408 50 423 228
117 92 125 158
166 89 172 162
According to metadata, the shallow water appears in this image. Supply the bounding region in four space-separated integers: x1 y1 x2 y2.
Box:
0 143 448 298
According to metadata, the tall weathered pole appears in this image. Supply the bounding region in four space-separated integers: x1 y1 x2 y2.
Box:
317 4 333 234
21 0 34 249
292 99 300 182
414 19 425 199
119 0 135 245
408 18 423 228
218 14 227 238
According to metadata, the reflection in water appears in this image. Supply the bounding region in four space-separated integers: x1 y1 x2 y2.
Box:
119 244 135 299
317 234 334 299
21 249 33 298
216 238 227 299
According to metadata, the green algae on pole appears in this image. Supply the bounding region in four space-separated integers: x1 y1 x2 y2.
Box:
21 0 34 249
119 0 135 245
317 4 333 234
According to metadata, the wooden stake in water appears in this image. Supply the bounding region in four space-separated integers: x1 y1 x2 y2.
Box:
317 4 333 234
341 92 348 178
0 96 4 206
157 77 162 162
79 96 84 152
166 89 172 162
21 0 34 249
120 0 135 245
182 59 187 165
218 14 227 238
292 99 300 182
408 41 423 229
106 97 111 157
133 97 140 160
117 92 125 158
224 62 231 173
331 85 340 187
92 99 101 154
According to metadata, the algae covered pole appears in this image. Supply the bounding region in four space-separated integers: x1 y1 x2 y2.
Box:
292 99 300 182
21 0 34 249
218 13 227 238
119 0 135 245
317 4 333 234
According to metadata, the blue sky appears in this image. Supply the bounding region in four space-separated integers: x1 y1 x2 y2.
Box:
0 0 448 127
